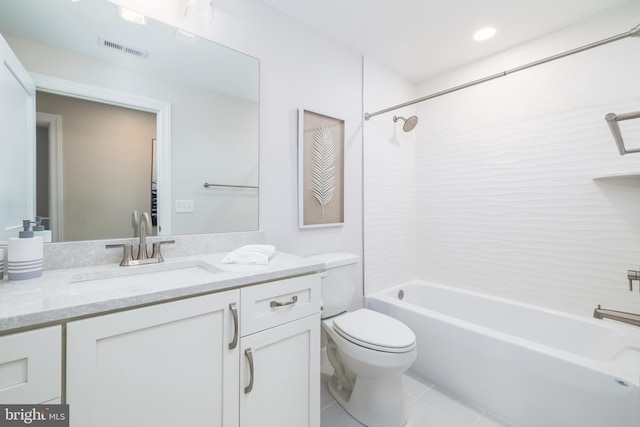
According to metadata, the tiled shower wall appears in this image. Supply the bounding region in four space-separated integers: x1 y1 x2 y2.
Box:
363 57 418 294
365 2 640 316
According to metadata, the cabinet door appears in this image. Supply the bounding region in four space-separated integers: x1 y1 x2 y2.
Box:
240 313 320 427
0 326 61 403
67 291 240 427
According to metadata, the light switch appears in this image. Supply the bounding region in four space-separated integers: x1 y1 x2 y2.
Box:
175 200 194 213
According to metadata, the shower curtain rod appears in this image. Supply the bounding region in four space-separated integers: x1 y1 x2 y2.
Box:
364 22 640 121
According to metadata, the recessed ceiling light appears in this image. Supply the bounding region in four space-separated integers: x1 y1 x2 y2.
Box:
473 27 496 41
118 6 148 26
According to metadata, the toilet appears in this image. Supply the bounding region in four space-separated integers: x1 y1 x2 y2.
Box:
310 252 417 427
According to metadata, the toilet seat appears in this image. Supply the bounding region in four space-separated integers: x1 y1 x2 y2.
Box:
332 309 416 353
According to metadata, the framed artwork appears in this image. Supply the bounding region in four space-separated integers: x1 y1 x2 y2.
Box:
298 109 345 228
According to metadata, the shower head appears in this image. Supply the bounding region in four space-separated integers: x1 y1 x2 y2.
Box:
393 115 418 132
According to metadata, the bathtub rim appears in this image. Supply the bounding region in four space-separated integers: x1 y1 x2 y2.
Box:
366 279 640 386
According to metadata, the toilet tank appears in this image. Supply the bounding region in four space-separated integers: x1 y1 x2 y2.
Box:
307 252 359 319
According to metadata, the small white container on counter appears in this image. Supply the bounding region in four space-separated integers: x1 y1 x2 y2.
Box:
8 220 43 281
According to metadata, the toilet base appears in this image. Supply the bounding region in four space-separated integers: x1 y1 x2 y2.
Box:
327 372 408 427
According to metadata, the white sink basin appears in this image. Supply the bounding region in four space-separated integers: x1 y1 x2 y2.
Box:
70 260 221 291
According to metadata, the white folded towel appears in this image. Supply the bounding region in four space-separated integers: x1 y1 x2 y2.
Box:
221 245 276 265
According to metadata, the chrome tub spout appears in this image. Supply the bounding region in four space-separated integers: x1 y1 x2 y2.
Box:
593 305 640 327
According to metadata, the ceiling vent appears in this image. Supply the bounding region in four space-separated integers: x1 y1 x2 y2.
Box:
98 37 148 59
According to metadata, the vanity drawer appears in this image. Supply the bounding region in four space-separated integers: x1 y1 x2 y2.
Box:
240 274 321 336
0 326 61 404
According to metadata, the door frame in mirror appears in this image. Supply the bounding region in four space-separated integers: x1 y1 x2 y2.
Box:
36 112 62 241
31 73 172 238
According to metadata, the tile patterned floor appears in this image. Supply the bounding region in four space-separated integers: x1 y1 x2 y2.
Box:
320 367 515 427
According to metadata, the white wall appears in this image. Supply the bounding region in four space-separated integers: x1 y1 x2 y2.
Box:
366 1 640 317
110 0 365 302
363 57 418 293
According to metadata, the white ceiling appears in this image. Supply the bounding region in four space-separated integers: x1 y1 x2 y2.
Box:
259 0 636 82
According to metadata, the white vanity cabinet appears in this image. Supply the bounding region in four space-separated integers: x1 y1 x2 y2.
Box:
66 290 240 427
64 273 321 427
239 274 321 427
0 326 62 404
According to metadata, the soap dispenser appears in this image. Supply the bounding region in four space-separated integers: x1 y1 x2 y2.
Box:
33 216 52 243
7 220 44 281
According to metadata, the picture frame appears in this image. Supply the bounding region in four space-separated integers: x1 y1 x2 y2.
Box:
298 109 345 228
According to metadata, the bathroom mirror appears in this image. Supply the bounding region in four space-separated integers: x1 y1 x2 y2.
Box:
0 0 259 243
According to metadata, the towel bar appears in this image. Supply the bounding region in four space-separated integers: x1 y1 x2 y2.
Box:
203 183 258 189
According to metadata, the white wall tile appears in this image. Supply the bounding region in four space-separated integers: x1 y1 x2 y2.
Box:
363 57 418 293
415 3 640 316
364 2 640 317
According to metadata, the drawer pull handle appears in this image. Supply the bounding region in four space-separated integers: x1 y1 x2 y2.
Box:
270 295 298 308
229 303 239 350
244 348 254 394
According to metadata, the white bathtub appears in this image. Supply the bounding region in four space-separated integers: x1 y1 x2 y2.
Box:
366 280 640 427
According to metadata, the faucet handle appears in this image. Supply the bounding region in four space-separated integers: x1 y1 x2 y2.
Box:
151 240 175 262
106 244 134 266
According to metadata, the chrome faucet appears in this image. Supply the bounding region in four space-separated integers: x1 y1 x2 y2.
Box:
132 210 140 237
137 212 151 260
593 305 640 327
106 211 174 266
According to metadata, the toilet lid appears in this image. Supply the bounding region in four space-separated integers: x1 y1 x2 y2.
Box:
332 309 416 353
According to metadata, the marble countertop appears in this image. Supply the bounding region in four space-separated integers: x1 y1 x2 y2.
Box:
0 252 324 333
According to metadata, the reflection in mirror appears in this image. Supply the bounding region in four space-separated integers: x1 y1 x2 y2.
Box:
37 92 157 242
0 0 259 243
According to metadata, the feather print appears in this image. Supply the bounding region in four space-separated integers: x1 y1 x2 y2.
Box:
311 125 336 217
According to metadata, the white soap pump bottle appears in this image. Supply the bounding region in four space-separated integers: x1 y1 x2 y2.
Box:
7 220 44 281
